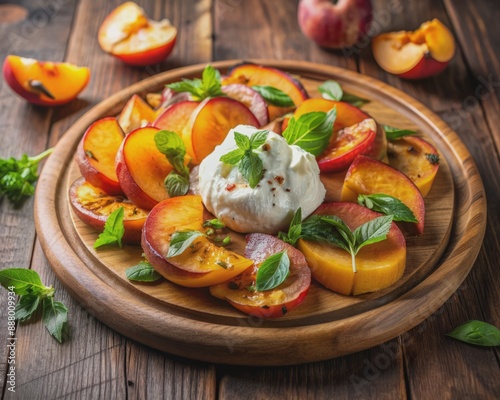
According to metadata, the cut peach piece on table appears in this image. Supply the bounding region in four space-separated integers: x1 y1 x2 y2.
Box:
115 126 174 210
153 100 199 138
2 55 90 106
297 202 406 295
223 62 309 120
118 94 157 134
387 136 440 197
142 195 254 287
186 97 259 164
98 2 177 66
76 117 125 195
341 155 425 235
210 233 311 318
69 177 148 245
372 19 455 79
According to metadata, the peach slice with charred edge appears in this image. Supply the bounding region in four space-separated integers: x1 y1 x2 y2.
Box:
387 135 440 197
118 94 157 134
340 155 425 235
115 126 174 210
76 117 125 196
153 100 199 137
297 202 406 295
3 55 90 106
186 97 259 164
372 19 455 79
69 177 148 245
223 62 309 120
141 195 254 287
98 2 177 66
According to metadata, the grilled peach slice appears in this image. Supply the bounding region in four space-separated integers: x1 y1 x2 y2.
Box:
69 177 148 244
223 62 309 120
118 94 157 134
387 136 440 197
76 117 125 195
115 126 174 210
153 100 199 136
341 155 425 235
297 202 406 295
185 97 259 164
142 195 253 287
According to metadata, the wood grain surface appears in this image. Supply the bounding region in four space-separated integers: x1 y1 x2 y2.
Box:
0 0 499 398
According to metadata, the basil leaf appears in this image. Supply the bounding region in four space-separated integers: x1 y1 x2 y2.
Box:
234 131 251 150
0 268 47 296
446 320 500 347
42 297 68 343
252 85 295 107
301 215 349 251
383 125 417 140
341 93 370 108
358 194 417 223
93 207 125 249
155 130 186 158
319 215 355 246
167 65 223 100
278 208 303 246
126 261 162 282
318 80 343 101
220 148 245 165
165 171 189 198
15 294 41 322
238 152 263 188
255 251 290 291
249 130 269 149
166 79 203 97
282 108 336 156
167 231 205 258
353 215 393 251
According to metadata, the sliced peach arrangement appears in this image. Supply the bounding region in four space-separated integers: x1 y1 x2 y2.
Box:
68 62 445 318
3 55 90 106
372 19 455 79
98 2 177 66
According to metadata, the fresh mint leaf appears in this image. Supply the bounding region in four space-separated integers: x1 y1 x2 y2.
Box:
249 130 269 149
358 194 417 223
15 294 40 322
318 80 343 101
220 148 245 165
282 108 336 156
0 148 53 205
234 131 251 150
93 207 125 249
278 208 302 246
167 231 205 258
353 215 393 250
155 130 186 158
166 65 223 100
252 85 295 107
0 268 48 296
42 297 68 343
255 251 290 291
318 80 369 107
238 152 263 188
165 171 189 197
446 320 500 347
126 260 162 282
383 125 417 141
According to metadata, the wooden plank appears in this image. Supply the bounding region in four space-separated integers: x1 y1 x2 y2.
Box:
357 0 500 398
0 0 79 394
9 0 217 398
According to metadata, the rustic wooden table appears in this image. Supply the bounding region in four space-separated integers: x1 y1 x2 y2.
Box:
0 0 499 398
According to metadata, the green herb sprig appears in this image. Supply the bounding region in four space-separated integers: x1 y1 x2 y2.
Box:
383 125 418 140
318 80 370 107
277 208 302 246
166 65 223 101
155 130 191 197
0 268 68 342
220 130 268 188
167 228 231 258
252 85 295 107
358 194 417 223
254 250 290 291
446 320 500 347
0 147 53 205
126 259 162 283
93 207 125 249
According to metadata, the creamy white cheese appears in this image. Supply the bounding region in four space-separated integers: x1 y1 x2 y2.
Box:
198 125 326 234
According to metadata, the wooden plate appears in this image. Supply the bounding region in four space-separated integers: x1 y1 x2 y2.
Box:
34 60 486 366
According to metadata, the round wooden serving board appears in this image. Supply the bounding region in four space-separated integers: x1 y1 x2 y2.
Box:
34 60 486 366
